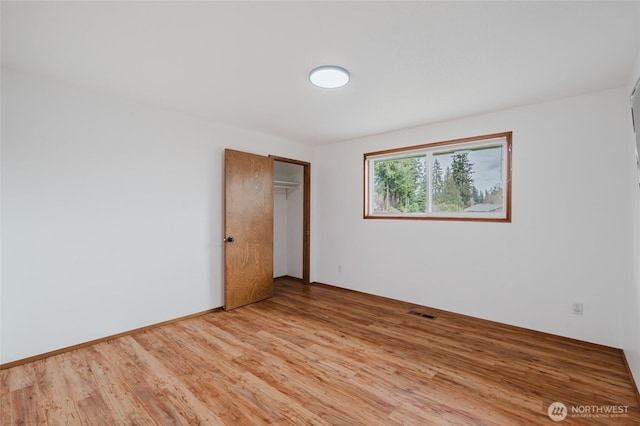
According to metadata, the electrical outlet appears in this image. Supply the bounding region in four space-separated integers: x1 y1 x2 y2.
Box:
338 265 342 272
572 302 584 315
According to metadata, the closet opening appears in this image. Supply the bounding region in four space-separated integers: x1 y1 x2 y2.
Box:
272 156 310 285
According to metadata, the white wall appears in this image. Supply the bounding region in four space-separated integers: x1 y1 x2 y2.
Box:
0 69 311 364
314 88 633 348
624 48 640 388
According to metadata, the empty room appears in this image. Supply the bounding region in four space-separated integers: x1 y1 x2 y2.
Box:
3 1 640 424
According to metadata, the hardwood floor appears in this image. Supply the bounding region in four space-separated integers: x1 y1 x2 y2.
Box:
2 277 639 425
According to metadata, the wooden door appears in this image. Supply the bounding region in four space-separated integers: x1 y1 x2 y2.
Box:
224 149 274 310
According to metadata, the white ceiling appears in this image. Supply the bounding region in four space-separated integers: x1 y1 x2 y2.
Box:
2 1 639 145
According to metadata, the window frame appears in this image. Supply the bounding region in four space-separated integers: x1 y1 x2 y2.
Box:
363 131 512 222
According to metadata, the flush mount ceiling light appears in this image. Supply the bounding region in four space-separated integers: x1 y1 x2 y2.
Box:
309 65 350 89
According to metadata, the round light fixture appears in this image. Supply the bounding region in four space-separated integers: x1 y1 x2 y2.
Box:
309 65 350 89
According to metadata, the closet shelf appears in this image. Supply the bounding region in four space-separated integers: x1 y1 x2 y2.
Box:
274 180 299 199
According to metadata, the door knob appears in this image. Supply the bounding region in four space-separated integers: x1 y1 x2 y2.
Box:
224 236 235 243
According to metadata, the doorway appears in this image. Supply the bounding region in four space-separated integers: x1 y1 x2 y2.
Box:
272 156 310 285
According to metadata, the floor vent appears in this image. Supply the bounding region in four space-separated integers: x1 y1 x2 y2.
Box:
408 310 436 320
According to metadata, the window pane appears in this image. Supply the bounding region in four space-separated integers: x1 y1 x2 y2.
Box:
431 145 503 213
373 155 426 213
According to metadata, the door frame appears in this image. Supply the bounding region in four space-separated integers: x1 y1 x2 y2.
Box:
270 155 311 285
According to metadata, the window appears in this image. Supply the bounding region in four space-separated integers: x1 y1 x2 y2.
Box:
364 132 512 222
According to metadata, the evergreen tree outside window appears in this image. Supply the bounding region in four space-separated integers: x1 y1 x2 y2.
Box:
364 132 512 222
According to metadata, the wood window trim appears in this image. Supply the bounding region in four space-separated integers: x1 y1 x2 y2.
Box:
363 131 512 223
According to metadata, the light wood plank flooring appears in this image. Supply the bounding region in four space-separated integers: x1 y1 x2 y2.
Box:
2 277 639 425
